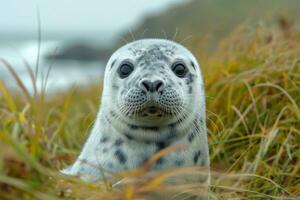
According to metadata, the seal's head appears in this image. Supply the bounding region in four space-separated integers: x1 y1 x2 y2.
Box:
61 39 209 186
100 39 205 140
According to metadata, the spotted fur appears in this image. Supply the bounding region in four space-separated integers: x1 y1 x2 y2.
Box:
61 39 210 193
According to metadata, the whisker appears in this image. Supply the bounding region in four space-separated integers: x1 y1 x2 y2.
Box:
172 27 179 41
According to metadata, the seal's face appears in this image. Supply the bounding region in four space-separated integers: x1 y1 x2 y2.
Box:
104 39 200 127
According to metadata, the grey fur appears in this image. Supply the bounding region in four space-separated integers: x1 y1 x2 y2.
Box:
61 39 210 198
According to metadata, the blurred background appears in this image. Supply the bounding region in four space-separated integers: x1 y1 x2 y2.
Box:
0 0 299 94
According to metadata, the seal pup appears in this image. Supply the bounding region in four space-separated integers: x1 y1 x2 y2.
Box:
62 39 210 196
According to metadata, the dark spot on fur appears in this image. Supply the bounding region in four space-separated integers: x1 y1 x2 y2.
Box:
188 131 196 142
169 121 178 128
129 124 139 130
129 124 159 131
105 116 112 124
114 138 124 146
145 140 151 145
166 131 175 140
100 136 109 143
179 117 185 123
102 148 108 153
156 142 167 151
200 118 204 124
188 86 193 94
115 149 127 163
193 150 201 164
79 167 85 172
166 124 176 140
143 126 159 131
124 133 133 140
193 118 198 127
110 59 116 69
186 73 194 85
110 111 117 117
112 83 119 89
158 65 164 69
191 61 195 70
170 116 185 127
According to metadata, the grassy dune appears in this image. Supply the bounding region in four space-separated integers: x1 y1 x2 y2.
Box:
121 0 300 50
0 23 300 199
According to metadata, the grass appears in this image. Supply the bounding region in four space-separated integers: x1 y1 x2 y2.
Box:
0 22 300 199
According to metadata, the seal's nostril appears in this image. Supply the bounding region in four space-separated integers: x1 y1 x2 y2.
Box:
154 80 164 92
141 81 151 92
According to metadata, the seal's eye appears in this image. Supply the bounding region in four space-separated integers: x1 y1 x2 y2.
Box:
118 62 134 78
172 63 187 77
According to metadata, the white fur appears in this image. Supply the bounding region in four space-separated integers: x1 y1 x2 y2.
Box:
61 39 210 188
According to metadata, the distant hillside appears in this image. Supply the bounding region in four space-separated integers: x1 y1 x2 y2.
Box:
119 0 300 49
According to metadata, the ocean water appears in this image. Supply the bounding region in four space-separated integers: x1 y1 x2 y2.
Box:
0 40 106 95
0 0 187 95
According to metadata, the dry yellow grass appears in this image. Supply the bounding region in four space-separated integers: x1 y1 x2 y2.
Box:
0 22 299 199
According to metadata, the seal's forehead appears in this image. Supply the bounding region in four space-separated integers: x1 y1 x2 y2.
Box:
129 40 176 53
115 39 194 59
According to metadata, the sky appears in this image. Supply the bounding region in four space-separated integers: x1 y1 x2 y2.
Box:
0 0 185 41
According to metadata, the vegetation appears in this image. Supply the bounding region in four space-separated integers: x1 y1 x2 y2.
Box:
121 0 300 50
0 24 299 200
0 9 300 200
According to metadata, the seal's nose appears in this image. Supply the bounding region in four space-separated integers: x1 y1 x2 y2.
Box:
140 79 165 93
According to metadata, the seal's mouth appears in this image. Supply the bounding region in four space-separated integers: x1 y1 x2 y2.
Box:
143 100 163 114
140 105 169 118
147 106 158 114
